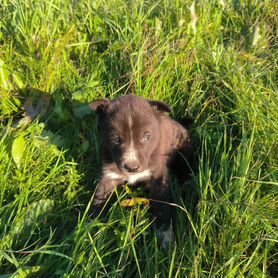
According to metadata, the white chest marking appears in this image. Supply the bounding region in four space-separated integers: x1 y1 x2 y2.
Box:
104 171 122 180
103 169 151 184
126 169 151 184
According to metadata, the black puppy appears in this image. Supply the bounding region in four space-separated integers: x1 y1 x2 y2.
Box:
90 95 192 246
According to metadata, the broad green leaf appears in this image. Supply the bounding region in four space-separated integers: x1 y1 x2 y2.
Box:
11 135 26 169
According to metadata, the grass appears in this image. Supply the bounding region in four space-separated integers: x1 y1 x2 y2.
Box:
0 0 277 277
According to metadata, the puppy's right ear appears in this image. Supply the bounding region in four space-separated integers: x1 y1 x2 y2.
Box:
89 99 110 114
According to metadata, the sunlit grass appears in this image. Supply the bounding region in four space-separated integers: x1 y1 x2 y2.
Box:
0 0 277 277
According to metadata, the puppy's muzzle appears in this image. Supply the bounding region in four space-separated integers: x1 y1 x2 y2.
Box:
123 161 140 173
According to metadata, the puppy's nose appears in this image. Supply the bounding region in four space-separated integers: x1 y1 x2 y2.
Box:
123 162 140 173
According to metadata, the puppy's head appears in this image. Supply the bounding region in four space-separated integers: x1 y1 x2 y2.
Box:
90 95 171 174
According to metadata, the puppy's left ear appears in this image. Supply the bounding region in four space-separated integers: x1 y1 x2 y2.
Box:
148 100 172 114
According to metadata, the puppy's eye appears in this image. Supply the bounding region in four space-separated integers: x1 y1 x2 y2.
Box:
143 133 151 142
110 135 121 144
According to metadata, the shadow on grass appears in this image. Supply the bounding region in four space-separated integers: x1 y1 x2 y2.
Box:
18 86 101 185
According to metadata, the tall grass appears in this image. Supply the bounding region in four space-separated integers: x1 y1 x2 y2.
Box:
0 0 277 277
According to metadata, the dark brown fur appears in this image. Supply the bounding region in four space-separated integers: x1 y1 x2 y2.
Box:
90 95 192 227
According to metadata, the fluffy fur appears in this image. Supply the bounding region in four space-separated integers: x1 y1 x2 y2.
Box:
90 95 192 231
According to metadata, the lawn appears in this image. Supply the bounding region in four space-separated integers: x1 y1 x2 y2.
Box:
0 0 277 277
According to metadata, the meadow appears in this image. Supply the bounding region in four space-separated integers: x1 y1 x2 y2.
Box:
0 0 277 277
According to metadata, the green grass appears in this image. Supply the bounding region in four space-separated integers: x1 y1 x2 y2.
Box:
0 0 277 277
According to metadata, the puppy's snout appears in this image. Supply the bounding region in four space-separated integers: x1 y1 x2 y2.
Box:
123 162 140 173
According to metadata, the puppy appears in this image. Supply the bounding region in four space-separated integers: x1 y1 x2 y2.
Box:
89 95 192 246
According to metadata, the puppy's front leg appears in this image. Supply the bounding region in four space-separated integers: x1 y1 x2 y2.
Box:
148 181 171 227
147 177 174 248
92 178 121 216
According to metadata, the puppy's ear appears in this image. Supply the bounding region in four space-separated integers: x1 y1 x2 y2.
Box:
89 99 110 114
148 100 172 114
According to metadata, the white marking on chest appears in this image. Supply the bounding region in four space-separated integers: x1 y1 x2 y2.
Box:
127 169 151 184
103 169 151 184
104 171 123 180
